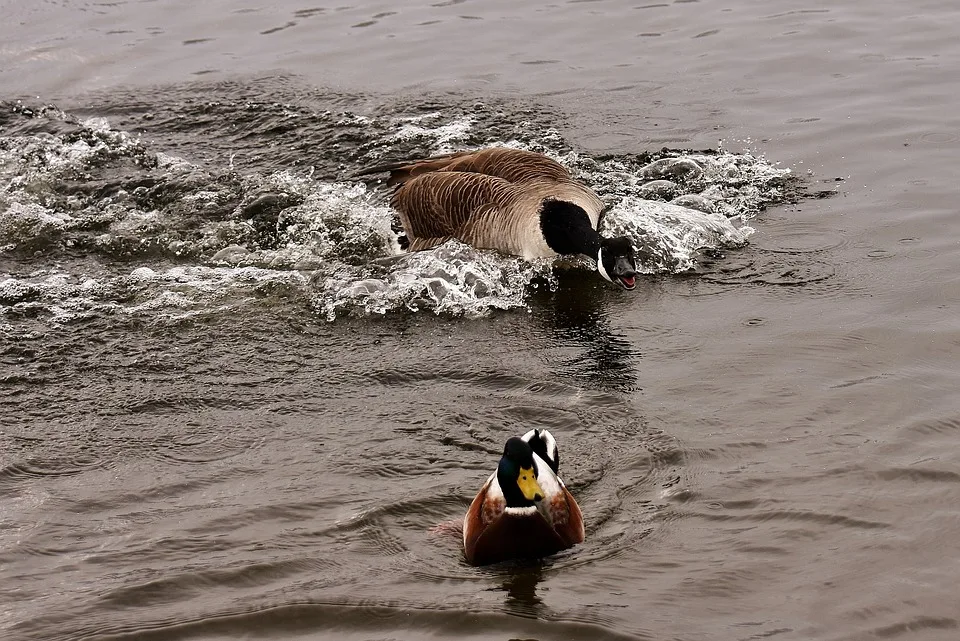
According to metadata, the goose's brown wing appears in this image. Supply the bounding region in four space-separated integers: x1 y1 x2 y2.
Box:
358 147 572 187
392 171 519 242
440 148 573 184
356 151 474 187
407 236 454 252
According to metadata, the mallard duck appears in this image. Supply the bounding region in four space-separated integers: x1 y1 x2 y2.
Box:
357 147 638 290
463 428 585 566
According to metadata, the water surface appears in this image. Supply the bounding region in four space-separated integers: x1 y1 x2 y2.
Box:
3 1 960 640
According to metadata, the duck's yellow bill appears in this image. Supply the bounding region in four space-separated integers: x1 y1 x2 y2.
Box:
517 466 544 501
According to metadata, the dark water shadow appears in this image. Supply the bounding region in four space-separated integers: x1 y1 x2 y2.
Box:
527 268 641 393
492 562 546 619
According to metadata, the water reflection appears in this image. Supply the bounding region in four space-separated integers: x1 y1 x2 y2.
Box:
497 563 545 619
530 269 641 392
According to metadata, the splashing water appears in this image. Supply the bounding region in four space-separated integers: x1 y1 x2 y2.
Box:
0 265 307 325
603 198 753 274
0 98 801 323
389 112 475 155
314 240 555 321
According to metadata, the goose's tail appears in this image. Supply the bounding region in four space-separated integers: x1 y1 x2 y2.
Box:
354 151 473 186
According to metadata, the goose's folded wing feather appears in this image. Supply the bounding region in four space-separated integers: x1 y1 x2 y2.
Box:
358 148 571 187
356 151 474 186
392 171 518 240
442 148 573 184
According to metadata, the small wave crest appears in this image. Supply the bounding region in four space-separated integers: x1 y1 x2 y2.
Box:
0 266 306 325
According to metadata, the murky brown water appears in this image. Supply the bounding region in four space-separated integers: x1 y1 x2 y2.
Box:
3 1 960 640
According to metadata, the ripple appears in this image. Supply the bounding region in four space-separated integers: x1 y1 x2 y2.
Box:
321 495 467 539
753 223 846 254
918 132 960 144
97 557 334 609
692 440 770 462
874 467 960 483
688 508 888 530
0 455 103 483
904 417 960 435
700 254 836 287
63 601 649 641
753 261 836 285
368 366 529 389
830 373 889 389
677 566 765 598
83 536 240 568
353 522 409 556
260 21 297 35
147 421 266 464
867 616 958 638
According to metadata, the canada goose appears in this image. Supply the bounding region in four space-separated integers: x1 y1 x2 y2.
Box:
463 428 584 566
357 147 638 290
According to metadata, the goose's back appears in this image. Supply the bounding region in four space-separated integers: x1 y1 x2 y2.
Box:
442 148 604 226
389 148 605 258
440 148 573 185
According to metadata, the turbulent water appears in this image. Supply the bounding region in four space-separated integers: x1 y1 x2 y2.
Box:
1 91 800 327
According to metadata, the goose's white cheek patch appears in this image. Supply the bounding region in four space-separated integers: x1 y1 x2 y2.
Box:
597 248 614 283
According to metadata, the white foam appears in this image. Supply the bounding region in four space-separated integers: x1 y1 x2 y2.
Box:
0 203 72 246
390 113 474 154
0 266 307 324
602 197 754 273
315 240 554 321
129 264 307 289
155 152 195 172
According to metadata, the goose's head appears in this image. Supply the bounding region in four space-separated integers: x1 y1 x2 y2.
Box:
597 237 638 290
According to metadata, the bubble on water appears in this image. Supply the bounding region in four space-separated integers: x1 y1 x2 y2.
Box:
0 203 73 249
204 179 399 269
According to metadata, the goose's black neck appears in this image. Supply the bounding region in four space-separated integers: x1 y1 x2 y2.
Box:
539 200 601 257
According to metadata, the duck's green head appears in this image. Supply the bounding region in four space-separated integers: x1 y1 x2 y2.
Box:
497 437 545 507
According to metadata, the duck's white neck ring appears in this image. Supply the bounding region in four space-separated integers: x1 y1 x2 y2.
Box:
504 506 539 516
597 247 614 283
